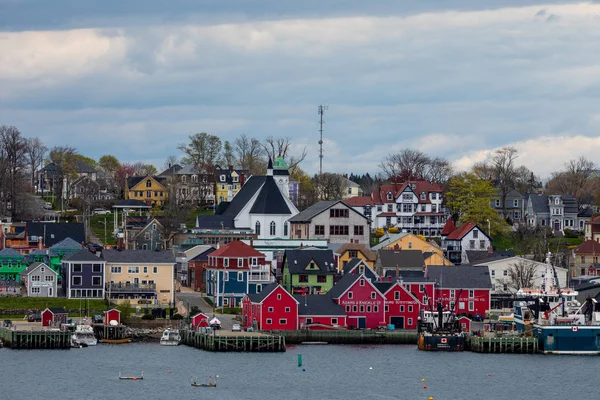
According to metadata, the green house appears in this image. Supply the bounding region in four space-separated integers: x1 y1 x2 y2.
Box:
282 249 337 295
0 248 28 281
48 237 83 278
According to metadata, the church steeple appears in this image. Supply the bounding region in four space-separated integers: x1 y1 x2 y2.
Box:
267 158 273 176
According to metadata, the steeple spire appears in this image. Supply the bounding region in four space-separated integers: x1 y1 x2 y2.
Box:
267 158 273 176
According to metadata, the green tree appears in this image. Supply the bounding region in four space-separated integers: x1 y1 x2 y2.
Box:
445 172 508 236
178 132 222 169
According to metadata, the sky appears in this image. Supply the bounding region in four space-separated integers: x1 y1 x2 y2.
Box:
1 1 600 178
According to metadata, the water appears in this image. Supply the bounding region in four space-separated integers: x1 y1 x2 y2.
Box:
1 343 596 400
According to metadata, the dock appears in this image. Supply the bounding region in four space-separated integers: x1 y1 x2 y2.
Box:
466 336 538 354
274 330 418 345
0 326 71 349
92 324 129 341
181 329 285 352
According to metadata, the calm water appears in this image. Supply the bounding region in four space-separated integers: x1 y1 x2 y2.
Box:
0 343 596 400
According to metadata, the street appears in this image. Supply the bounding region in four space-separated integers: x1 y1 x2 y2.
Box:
175 290 238 330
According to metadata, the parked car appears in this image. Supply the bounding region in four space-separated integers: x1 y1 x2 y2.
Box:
43 202 52 210
92 208 111 215
87 243 103 254
232 323 241 332
28 313 41 322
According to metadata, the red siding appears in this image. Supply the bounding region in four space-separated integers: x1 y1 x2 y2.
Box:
299 316 346 328
242 286 299 331
41 309 53 327
458 316 471 332
191 313 208 328
383 283 420 330
104 309 121 325
335 276 385 329
435 288 490 316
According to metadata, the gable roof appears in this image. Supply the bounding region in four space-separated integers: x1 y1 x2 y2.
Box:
576 240 600 255
294 294 346 316
159 164 183 176
46 307 67 314
284 249 337 275
344 196 375 207
247 284 293 303
189 246 217 262
20 262 56 276
446 222 486 240
425 265 492 289
205 176 267 218
342 258 379 279
63 249 102 262
102 250 175 264
50 237 83 251
127 175 167 190
336 243 376 261
378 250 425 270
441 218 456 236
329 273 382 299
0 248 24 259
27 223 85 247
288 200 338 222
249 176 291 215
466 250 514 264
371 233 410 251
208 240 264 258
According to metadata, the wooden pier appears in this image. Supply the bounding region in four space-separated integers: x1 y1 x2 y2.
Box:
274 330 419 345
0 327 71 349
466 336 538 354
93 324 128 341
181 329 285 352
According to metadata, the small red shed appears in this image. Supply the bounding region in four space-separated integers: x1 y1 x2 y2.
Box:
104 308 121 325
458 316 472 332
41 307 68 327
191 312 209 328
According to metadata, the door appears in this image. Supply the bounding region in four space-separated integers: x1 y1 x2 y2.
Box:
48 287 53 297
390 316 404 329
554 220 560 231
133 278 139 286
357 317 366 329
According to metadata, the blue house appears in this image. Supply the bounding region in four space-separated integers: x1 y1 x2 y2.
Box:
62 249 106 299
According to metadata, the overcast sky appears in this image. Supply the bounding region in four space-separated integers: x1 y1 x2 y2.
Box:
1 1 600 177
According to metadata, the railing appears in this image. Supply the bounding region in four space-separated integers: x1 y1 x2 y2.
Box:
105 283 156 292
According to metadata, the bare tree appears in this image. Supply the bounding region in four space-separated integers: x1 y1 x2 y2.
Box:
425 157 454 184
178 132 222 169
48 146 79 206
379 149 453 184
311 173 345 201
507 260 538 291
262 136 307 175
547 156 598 210
222 141 235 167
97 155 121 198
514 165 540 194
491 146 519 218
163 155 179 172
234 134 265 176
24 137 47 192
161 185 192 249
132 162 157 176
471 161 494 181
0 126 28 216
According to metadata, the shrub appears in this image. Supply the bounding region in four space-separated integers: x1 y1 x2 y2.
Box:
141 314 155 320
221 307 242 315
388 227 399 234
203 297 214 306
375 228 385 238
190 305 200 315
171 313 184 320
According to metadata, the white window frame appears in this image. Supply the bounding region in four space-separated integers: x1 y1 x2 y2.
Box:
266 318 272 324
279 319 287 325
153 266 158 274
469 301 475 312
348 291 353 299
224 258 229 267
238 258 243 268
237 271 243 281
128 266 139 274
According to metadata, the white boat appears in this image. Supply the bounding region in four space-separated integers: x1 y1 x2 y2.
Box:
160 328 181 346
72 324 98 347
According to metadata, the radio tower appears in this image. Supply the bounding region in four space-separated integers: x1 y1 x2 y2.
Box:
318 105 328 176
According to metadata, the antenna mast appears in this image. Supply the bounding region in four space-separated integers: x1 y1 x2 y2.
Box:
318 105 328 176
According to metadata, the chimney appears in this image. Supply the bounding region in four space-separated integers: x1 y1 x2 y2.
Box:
38 237 43 250
250 239 254 248
168 162 172 168
487 246 493 254
395 265 399 277
81 241 85 249
388 275 392 282
229 165 233 171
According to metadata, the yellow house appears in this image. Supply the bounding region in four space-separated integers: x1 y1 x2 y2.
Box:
126 175 168 207
103 250 176 306
342 176 362 199
336 243 377 270
215 166 249 206
372 232 453 266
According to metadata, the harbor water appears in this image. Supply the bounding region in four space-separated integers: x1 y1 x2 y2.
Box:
1 343 597 400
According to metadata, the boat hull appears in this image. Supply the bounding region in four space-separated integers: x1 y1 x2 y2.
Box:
536 325 600 354
160 340 181 346
418 334 465 352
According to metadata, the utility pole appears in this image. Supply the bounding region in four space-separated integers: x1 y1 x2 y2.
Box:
318 105 328 176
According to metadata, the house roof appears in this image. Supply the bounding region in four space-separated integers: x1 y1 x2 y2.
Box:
50 237 83 251
102 250 175 264
336 243 376 261
27 223 85 247
0 248 24 259
378 250 425 270
466 250 514 264
113 199 152 209
63 249 103 262
425 265 492 289
249 176 291 215
288 200 338 222
194 215 237 230
284 249 337 275
576 240 600 255
446 222 478 240
46 307 67 314
341 258 378 279
20 262 55 276
371 233 410 251
294 294 347 316
328 272 362 299
159 164 183 176
187 246 217 262
126 175 167 190
208 240 264 258
247 283 281 303
441 218 456 236
344 196 375 207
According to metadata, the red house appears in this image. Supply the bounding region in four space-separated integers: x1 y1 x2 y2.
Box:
295 294 347 329
242 284 299 331
103 308 121 325
458 316 472 332
187 247 216 292
191 312 209 329
425 266 492 317
375 279 421 330
329 273 385 329
41 307 68 327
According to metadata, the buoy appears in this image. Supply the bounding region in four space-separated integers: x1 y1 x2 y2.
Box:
369 367 373 370
302 368 306 372
133 378 137 381
422 378 425 382
298 354 303 367
423 385 427 389
488 374 491 377
429 397 434 400
168 370 171 374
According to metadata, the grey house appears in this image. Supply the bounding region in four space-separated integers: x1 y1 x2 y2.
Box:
525 194 581 232
62 250 106 299
492 189 526 224
20 262 58 297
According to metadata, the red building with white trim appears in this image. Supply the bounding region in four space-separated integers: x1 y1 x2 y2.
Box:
41 307 68 327
329 273 385 329
242 284 299 331
103 308 121 325
375 279 421 330
295 294 347 329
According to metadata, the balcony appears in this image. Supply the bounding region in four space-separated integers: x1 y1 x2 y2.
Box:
248 265 274 283
105 282 156 293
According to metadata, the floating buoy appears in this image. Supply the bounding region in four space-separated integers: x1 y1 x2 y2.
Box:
488 374 491 377
422 378 426 382
133 378 137 381
298 354 303 367
302 369 306 372
369 367 373 370
168 370 171 374
429 397 434 400
423 385 427 389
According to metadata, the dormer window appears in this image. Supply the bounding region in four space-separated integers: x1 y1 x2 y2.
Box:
387 192 393 201
145 180 152 188
233 175 239 182
420 192 426 200
555 197 560 205
181 176 187 183
220 175 226 182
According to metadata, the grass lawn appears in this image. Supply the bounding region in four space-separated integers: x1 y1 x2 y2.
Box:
186 208 213 228
492 234 516 251
493 233 584 253
0 297 107 311
89 214 116 245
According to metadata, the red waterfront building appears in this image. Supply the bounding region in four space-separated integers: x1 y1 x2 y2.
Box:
41 307 68 327
242 284 299 331
103 308 121 325
295 294 347 329
374 279 421 330
328 272 386 329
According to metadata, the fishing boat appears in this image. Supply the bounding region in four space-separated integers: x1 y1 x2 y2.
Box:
417 302 465 352
160 328 181 346
513 252 600 354
72 324 98 347
119 372 143 380
99 338 132 344
191 375 217 387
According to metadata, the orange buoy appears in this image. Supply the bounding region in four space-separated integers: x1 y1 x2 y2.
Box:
133 378 137 381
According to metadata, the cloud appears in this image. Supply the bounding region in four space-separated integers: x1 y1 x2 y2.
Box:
1 2 600 175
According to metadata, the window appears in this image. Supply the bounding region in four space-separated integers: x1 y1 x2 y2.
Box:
473 230 478 238
92 276 101 286
266 318 272 324
394 291 401 300
387 204 393 212
142 266 148 274
494 199 500 207
73 264 82 273
346 305 351 312
238 258 243 268
469 301 474 311
111 266 121 274
469 240 475 249
367 305 372 312
284 223 288 236
40 267 45 272
32 287 40 294
408 242 412 249
331 318 338 325
153 266 158 274
370 292 376 299
285 307 290 312
385 305 389 312
402 194 412 201
268 307 274 312
330 209 349 218
317 275 326 283
270 221 276 235
353 305 358 312
146 180 152 188
491 270 495 276
353 226 364 236
72 276 82 286
255 221 261 235
480 240 486 249
503 270 508 276
128 266 139 274
279 319 287 325
513 199 519 207
419 284 424 292
329 225 349 235
408 318 413 326
220 175 226 182
32 275 40 281
45 275 54 282
299 275 308 282
555 197 560 205
374 305 378 312
223 272 229 281
408 305 413 312
224 258 229 267
250 257 258 266
144 232 151 240
237 272 243 281
469 290 474 298
349 250 358 258
277 294 281 300
348 291 353 299
420 192 426 200
387 192 393 200
459 302 465 310
450 290 455 298
360 305 365 312
359 279 365 286
400 305 405 312
315 225 325 235
377 205 382 212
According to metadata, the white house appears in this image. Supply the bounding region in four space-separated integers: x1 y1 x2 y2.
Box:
441 221 492 265
20 262 58 297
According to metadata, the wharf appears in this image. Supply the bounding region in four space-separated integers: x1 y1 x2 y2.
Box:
92 324 128 341
466 335 538 354
0 326 71 349
181 329 285 352
274 330 418 345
